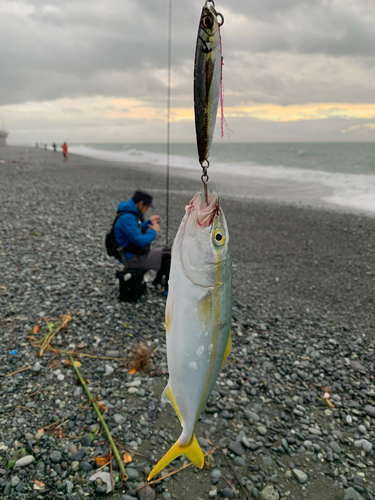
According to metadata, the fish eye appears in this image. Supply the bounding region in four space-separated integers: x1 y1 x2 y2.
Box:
202 15 214 29
213 228 226 247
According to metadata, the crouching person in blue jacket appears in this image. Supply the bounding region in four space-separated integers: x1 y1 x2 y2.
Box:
113 189 170 295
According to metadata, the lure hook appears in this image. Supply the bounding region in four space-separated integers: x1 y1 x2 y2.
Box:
200 160 210 205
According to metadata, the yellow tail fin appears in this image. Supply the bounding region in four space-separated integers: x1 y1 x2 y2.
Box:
147 435 204 481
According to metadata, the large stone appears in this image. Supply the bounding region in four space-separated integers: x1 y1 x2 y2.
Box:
50 451 62 463
221 487 235 499
260 485 279 500
363 405 375 417
114 414 126 425
14 455 35 468
11 476 20 487
343 487 364 500
228 441 245 456
126 467 140 480
329 441 342 454
292 469 308 484
362 440 373 453
244 410 260 422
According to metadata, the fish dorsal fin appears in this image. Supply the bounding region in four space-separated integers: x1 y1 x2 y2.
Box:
220 331 231 370
162 384 183 424
197 291 212 332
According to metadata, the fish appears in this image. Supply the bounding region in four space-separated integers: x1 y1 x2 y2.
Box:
194 1 223 165
148 192 232 481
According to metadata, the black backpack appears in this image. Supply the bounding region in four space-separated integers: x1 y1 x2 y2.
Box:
105 210 150 259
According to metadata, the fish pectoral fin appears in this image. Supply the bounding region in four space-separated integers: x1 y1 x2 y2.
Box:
148 435 204 481
220 331 232 370
162 384 183 424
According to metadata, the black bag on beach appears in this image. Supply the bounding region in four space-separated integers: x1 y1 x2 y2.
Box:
105 211 150 260
116 269 146 302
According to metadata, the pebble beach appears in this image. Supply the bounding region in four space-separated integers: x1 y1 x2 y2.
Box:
0 145 375 500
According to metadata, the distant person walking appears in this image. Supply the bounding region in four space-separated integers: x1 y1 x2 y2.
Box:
44 144 47 150
53 143 57 152
61 142 68 162
35 143 38 148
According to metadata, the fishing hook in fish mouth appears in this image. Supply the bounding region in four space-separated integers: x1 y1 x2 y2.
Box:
200 160 210 205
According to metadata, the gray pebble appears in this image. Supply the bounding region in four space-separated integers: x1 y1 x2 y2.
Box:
362 440 372 453
50 451 62 463
244 410 260 422
126 467 140 480
16 481 25 492
257 425 267 436
198 437 209 448
211 469 221 479
14 455 35 468
221 487 235 499
11 476 20 487
363 405 375 417
234 456 246 466
222 410 234 419
80 461 93 472
71 449 86 461
343 487 365 500
260 485 279 500
292 469 308 484
228 441 244 456
71 461 80 472
82 436 91 447
114 413 126 425
329 441 342 454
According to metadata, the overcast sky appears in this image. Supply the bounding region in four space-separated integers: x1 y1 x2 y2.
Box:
1 0 375 143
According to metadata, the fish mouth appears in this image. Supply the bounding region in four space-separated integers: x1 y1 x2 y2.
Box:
175 191 223 288
192 192 220 228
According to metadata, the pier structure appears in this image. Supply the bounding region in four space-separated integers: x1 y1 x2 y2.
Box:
0 129 9 146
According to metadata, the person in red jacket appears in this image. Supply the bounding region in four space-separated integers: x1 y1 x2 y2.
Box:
61 142 68 162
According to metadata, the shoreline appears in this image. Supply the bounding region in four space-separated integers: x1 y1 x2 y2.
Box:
8 143 375 219
0 145 375 500
66 144 375 219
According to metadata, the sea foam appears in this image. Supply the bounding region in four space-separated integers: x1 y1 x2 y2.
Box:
69 144 375 216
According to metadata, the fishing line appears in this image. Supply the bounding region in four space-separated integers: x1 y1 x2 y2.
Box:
165 0 172 248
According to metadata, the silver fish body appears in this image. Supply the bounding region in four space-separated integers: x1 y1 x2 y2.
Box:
194 3 222 165
148 192 232 480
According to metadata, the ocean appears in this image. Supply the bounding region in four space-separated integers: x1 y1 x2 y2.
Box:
68 142 375 215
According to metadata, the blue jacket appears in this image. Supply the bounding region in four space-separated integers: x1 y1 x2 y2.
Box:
113 198 157 261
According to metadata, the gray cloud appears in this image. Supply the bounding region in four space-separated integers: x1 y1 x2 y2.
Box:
1 0 375 142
